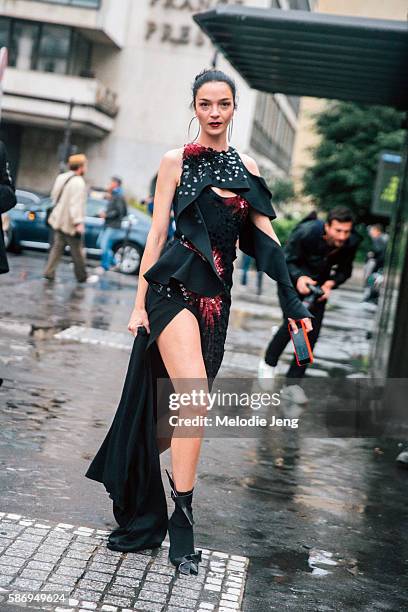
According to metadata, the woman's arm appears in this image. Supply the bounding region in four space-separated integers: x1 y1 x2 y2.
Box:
240 153 281 243
129 149 182 334
239 153 313 334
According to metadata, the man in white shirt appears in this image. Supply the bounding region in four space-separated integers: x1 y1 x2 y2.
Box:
44 153 94 283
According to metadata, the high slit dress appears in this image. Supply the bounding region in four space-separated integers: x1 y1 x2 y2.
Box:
85 142 312 552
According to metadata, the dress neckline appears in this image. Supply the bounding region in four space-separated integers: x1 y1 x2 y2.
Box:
196 142 231 154
183 142 232 158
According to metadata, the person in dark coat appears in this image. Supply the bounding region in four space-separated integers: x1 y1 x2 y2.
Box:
258 205 361 388
97 176 128 272
0 141 17 275
368 223 388 272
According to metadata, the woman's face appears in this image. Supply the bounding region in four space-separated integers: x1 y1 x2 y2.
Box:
194 81 235 138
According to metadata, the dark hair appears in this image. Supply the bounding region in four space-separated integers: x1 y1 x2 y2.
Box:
112 176 122 186
68 162 83 171
191 68 237 109
327 206 355 225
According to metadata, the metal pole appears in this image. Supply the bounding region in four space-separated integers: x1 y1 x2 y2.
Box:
59 99 75 172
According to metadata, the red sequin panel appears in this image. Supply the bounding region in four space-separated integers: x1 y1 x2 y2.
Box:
183 142 205 159
181 238 226 282
223 194 249 219
212 246 225 277
180 237 206 261
197 294 223 330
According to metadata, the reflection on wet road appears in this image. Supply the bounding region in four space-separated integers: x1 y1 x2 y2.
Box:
1 253 408 611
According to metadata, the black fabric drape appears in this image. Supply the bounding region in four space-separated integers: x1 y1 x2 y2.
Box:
85 327 168 550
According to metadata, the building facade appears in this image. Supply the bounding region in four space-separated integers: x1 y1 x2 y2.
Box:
0 0 313 198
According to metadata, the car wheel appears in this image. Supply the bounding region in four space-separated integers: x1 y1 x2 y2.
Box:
113 242 142 275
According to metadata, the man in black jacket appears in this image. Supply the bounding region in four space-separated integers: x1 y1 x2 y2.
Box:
258 206 361 385
97 176 128 272
0 141 17 275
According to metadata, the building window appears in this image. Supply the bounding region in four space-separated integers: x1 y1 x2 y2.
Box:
69 30 93 77
0 17 10 49
26 0 100 7
37 25 71 74
251 91 296 174
0 17 92 76
10 21 40 70
288 0 311 9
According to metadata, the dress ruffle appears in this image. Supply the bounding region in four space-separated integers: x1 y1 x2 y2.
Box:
143 237 224 298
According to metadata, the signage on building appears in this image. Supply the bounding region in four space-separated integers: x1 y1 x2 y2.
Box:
146 0 244 46
371 151 402 217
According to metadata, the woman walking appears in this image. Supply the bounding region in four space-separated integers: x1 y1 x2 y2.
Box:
85 68 313 576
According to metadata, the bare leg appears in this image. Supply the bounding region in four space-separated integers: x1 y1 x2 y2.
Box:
156 308 208 492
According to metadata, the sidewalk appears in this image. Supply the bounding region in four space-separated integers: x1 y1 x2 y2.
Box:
0 512 247 612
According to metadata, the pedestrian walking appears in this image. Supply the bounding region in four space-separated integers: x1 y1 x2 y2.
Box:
240 253 263 294
362 223 389 305
146 193 176 241
258 206 361 397
96 176 128 273
145 194 154 216
0 141 16 275
368 223 388 272
44 154 97 283
85 69 312 576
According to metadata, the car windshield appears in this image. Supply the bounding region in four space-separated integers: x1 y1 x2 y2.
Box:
38 197 108 217
17 193 42 208
87 199 108 217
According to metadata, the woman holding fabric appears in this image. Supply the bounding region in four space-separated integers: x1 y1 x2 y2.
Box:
85 68 313 576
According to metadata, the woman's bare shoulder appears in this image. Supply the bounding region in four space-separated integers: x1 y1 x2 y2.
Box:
159 148 184 185
161 147 184 166
236 150 261 177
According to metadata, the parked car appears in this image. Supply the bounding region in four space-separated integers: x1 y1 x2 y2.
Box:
3 189 152 275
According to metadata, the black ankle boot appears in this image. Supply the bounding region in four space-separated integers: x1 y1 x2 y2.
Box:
165 469 202 575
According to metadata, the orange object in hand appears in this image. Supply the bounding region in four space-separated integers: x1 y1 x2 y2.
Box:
288 319 314 366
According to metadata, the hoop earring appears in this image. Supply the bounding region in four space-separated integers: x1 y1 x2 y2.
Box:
188 116 200 142
228 117 234 142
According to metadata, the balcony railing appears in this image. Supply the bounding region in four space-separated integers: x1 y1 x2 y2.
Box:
3 68 118 136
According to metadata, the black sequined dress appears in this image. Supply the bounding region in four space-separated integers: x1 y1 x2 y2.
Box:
147 183 249 380
85 142 312 553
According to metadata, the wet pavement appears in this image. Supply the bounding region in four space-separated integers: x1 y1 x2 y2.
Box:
1 251 408 611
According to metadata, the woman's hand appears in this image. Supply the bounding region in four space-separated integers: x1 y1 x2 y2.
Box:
288 317 313 334
128 307 150 336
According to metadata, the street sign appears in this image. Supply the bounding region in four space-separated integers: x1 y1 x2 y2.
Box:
371 151 402 217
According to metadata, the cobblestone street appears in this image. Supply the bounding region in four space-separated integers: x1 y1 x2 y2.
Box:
0 512 247 612
1 253 408 612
